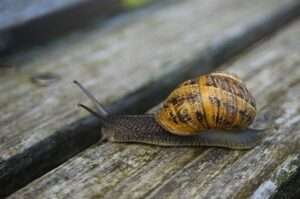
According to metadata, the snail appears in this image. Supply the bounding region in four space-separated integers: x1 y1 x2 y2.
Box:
74 71 264 149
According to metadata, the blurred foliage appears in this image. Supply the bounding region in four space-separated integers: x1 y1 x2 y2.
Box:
122 0 153 8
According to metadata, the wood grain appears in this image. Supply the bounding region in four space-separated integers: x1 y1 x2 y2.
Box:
1 0 300 197
9 16 300 199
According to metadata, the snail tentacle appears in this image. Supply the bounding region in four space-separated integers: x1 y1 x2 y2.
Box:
78 103 127 132
74 80 108 116
78 104 109 126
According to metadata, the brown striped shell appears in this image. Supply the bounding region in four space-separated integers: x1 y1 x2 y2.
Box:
155 72 256 136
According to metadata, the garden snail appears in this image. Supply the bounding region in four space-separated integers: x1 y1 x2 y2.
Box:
74 71 264 149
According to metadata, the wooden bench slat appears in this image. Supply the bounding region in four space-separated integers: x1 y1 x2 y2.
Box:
9 17 300 199
1 0 300 197
0 0 142 53
0 0 88 31
251 154 300 199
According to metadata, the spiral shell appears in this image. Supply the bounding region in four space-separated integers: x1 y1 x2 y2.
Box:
155 72 256 136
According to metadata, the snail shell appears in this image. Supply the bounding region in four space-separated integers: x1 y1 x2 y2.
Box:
155 72 256 135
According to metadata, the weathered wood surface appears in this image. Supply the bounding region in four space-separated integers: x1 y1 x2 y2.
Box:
9 17 300 199
252 154 300 199
0 0 150 31
1 0 300 197
0 0 153 53
0 0 117 52
0 0 89 30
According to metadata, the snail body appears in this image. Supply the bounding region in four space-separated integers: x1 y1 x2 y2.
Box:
74 72 263 150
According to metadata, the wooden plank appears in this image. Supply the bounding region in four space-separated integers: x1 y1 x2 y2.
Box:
0 0 122 52
0 0 156 53
9 18 300 199
1 0 300 197
272 156 300 199
0 0 150 31
0 0 86 31
251 154 300 199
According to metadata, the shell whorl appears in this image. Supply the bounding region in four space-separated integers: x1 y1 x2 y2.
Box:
155 72 256 135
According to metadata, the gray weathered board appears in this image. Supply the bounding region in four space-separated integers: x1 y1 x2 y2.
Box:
9 17 300 199
0 0 149 31
1 0 300 198
0 0 153 52
0 0 122 51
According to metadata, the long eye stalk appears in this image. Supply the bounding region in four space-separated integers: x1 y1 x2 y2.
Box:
74 80 108 116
